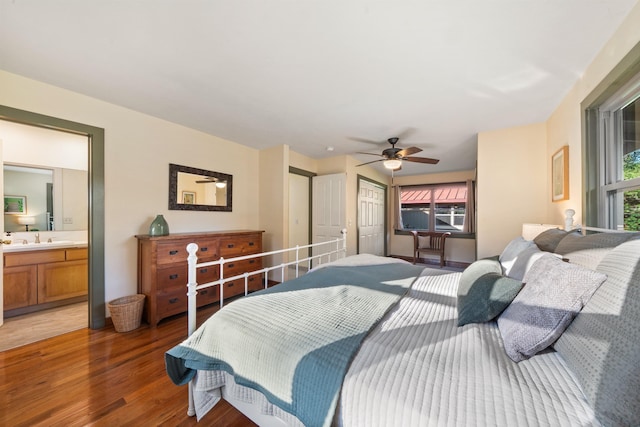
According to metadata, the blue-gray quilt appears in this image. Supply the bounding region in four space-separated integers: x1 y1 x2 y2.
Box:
165 262 424 427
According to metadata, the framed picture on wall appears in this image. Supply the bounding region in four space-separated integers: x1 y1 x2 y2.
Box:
552 146 569 202
4 195 27 214
182 191 196 205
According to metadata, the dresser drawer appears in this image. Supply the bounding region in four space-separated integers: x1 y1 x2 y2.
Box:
156 239 219 266
156 264 219 291
223 258 261 276
223 274 263 297
219 235 261 257
157 288 188 318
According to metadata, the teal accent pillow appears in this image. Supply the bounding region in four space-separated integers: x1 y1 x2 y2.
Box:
457 272 524 326
459 258 503 291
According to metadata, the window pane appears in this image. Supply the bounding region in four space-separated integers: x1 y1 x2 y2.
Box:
435 203 466 231
401 205 430 230
622 96 640 181
623 187 640 231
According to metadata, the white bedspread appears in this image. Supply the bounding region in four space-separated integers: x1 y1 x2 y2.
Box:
193 264 600 426
339 267 600 427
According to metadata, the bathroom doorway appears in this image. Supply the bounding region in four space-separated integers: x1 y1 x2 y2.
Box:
0 105 105 338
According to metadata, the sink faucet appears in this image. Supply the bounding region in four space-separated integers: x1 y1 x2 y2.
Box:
35 233 40 244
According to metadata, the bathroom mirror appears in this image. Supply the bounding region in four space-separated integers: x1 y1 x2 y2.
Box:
3 163 88 232
168 163 232 211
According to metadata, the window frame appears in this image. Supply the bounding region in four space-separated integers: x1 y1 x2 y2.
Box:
586 69 640 230
395 182 474 238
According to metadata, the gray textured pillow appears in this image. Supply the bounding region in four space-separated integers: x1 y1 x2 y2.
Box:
457 272 523 326
506 246 560 281
555 231 638 268
554 239 640 427
499 236 535 276
497 254 607 362
533 228 567 252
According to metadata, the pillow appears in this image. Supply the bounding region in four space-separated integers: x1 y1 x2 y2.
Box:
533 228 567 252
497 254 607 362
457 272 523 326
554 231 638 268
507 246 560 281
459 258 503 292
417 235 431 248
499 236 535 276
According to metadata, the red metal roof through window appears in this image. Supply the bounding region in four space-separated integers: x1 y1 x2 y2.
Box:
401 184 467 204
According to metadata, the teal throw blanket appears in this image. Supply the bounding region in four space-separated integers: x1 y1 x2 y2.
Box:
166 263 424 427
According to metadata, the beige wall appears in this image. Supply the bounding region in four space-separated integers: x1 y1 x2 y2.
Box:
390 170 477 264
476 1 640 257
547 2 640 227
477 123 547 258
0 70 261 304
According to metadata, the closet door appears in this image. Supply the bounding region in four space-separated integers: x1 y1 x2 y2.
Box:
312 173 346 264
358 178 385 256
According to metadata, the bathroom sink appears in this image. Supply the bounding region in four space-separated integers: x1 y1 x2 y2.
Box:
2 240 87 252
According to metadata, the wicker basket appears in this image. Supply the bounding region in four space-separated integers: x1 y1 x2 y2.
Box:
108 294 146 332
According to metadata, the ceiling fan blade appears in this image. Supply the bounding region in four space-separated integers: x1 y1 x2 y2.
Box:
356 159 385 167
356 151 384 157
347 137 386 145
404 156 440 164
397 146 422 157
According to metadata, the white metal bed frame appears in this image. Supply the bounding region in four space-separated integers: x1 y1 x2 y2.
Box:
183 230 347 416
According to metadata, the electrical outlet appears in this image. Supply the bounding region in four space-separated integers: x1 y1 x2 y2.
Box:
63 217 73 224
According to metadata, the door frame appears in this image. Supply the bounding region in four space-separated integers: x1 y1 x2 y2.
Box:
0 105 105 329
289 166 316 254
357 175 388 256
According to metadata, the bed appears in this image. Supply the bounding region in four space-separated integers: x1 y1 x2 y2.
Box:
165 228 640 427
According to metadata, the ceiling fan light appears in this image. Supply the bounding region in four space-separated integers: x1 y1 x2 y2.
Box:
215 181 227 188
383 159 402 170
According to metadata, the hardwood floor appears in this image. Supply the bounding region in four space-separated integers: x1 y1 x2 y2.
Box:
0 303 257 427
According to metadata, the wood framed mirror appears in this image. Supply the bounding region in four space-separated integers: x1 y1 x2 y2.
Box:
168 163 232 211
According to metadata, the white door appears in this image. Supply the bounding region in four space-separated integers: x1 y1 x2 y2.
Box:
312 173 346 264
289 173 310 275
358 179 385 256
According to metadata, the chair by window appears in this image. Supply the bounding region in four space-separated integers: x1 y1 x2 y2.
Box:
411 231 451 267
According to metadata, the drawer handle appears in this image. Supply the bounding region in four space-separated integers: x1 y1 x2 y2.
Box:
169 298 179 304
249 260 255 264
169 274 179 280
228 263 234 268
200 247 208 252
249 277 255 282
169 250 179 255
227 244 234 248
249 242 254 246
201 290 208 295
199 268 208 274
228 282 234 287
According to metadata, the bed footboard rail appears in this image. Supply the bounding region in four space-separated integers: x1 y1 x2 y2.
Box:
186 229 347 333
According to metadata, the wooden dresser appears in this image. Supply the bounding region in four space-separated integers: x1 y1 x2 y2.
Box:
136 230 264 327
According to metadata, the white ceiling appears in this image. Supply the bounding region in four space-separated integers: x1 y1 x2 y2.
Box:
0 1 637 176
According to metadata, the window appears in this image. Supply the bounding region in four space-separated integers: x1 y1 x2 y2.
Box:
398 183 468 232
587 72 640 231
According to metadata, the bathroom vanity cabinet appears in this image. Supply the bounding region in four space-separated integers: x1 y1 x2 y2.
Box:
3 246 88 317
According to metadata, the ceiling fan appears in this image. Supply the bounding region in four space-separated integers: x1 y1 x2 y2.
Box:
355 137 439 170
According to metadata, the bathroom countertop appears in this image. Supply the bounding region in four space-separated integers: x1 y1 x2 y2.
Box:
2 241 88 253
